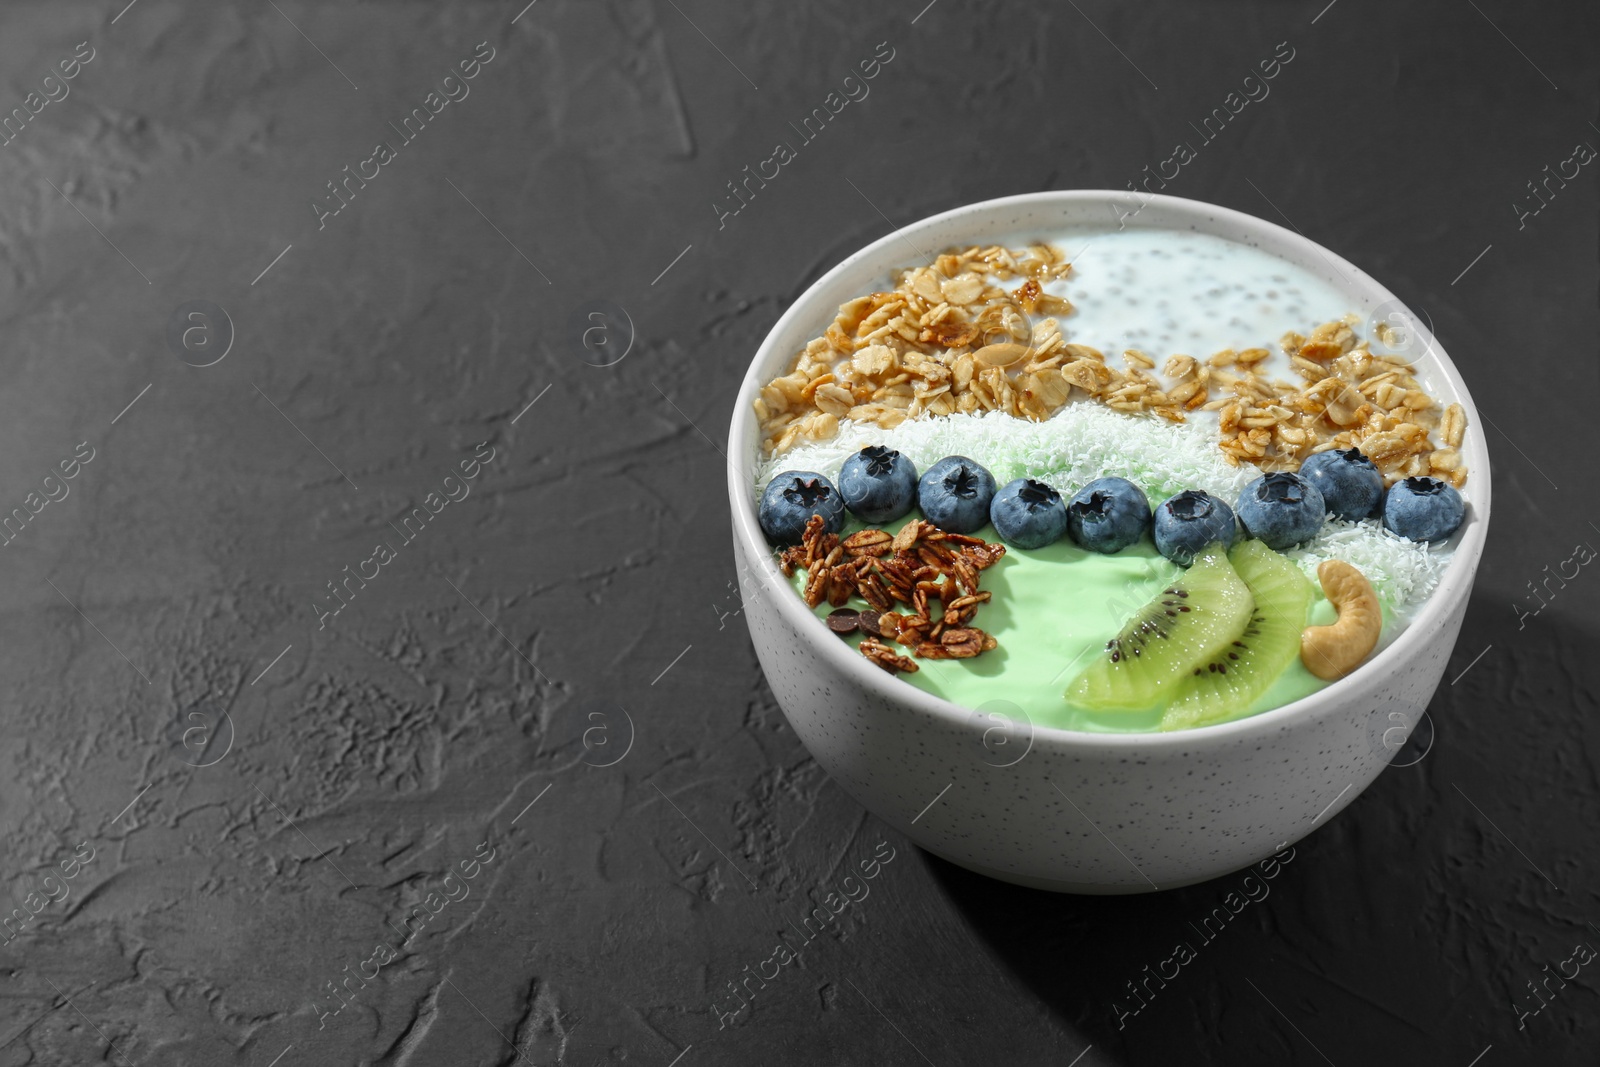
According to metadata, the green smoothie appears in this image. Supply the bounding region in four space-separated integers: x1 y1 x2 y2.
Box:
793 512 1368 733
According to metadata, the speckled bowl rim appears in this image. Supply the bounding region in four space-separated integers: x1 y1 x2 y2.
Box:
727 189 1491 751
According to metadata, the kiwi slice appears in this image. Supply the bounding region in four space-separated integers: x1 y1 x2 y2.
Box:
1066 544 1253 710
1160 540 1313 731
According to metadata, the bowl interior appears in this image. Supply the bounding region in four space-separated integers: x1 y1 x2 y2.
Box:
727 190 1491 750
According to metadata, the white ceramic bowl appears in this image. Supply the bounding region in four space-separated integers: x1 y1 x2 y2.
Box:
728 191 1490 893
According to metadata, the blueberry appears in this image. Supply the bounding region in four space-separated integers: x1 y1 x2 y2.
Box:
1236 472 1325 549
917 456 996 534
838 445 919 524
1066 477 1150 553
1382 476 1465 542
758 471 845 545
1153 489 1237 565
989 478 1068 549
1299 448 1385 521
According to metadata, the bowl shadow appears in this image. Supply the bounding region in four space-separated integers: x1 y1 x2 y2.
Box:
916 587 1600 1062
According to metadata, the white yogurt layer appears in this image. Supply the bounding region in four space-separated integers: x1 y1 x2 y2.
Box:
1020 224 1355 360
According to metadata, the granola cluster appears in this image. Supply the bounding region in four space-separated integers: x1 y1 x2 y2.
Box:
1205 318 1468 487
754 244 1078 455
781 515 1004 673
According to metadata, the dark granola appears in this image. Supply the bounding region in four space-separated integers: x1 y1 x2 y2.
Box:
788 514 1003 674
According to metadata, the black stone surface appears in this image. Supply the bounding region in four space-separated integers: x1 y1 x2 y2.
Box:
0 2 1596 1064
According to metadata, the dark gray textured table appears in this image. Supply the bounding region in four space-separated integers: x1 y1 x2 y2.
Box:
1 2 1595 1064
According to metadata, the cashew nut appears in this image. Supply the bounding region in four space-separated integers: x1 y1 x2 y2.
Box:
1300 559 1382 681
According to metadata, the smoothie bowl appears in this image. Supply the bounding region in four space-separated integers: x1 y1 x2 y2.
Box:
727 191 1489 892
